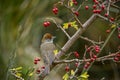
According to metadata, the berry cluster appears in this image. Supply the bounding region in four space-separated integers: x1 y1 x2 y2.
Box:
34 57 40 64
34 57 46 74
87 45 100 54
91 0 115 22
43 21 51 27
83 45 101 69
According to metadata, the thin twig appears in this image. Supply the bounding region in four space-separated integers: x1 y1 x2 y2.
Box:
106 0 111 15
80 36 104 45
10 70 24 80
46 18 71 39
70 62 82 79
54 51 119 64
82 24 118 73
64 4 83 28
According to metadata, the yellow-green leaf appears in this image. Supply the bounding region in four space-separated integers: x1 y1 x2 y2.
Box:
71 70 75 76
63 23 69 29
73 25 78 30
28 72 33 76
16 72 22 77
63 73 69 80
111 24 116 28
15 67 22 70
80 72 89 79
63 21 78 30
53 49 58 56
70 0 74 7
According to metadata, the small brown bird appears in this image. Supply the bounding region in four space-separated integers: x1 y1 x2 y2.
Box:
40 33 56 77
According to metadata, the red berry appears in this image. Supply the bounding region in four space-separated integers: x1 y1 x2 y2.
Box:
117 54 120 57
52 7 58 15
43 22 48 27
74 11 79 16
93 55 97 59
95 49 100 53
72 0 76 2
104 13 108 17
110 17 114 22
95 0 98 4
118 34 120 38
86 62 90 66
93 5 97 9
101 5 105 10
84 64 88 69
84 63 89 69
116 53 120 57
96 9 101 14
43 21 51 27
65 66 70 72
34 61 38 64
95 45 100 53
106 29 110 33
84 64 87 68
114 57 119 61
46 21 50 26
90 58 95 62
36 69 40 74
87 47 91 52
118 27 120 30
41 66 45 69
34 57 40 61
74 51 79 58
75 62 79 67
93 9 97 13
74 1 78 5
85 6 89 10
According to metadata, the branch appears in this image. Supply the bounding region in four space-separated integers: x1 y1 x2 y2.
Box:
82 24 118 73
54 52 119 64
56 14 97 59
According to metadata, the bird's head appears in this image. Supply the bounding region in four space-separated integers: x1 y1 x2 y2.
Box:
42 33 55 43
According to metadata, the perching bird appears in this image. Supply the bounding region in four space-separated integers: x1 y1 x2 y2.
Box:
40 33 56 77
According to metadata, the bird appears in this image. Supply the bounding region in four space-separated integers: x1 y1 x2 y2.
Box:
39 33 56 77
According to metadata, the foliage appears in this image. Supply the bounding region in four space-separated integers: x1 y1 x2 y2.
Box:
0 0 120 80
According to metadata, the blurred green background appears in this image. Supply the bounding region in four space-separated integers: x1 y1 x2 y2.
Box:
0 0 120 80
